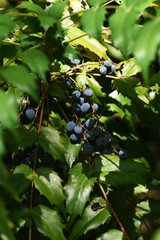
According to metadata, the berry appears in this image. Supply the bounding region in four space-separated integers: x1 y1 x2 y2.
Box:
66 121 76 133
118 150 128 159
81 102 91 113
95 136 104 147
71 59 80 65
72 90 81 100
70 134 79 144
83 88 93 98
83 143 93 155
93 127 102 137
86 130 94 141
101 148 112 154
108 64 115 75
92 103 99 111
99 66 107 75
85 118 95 129
25 109 35 120
74 126 83 135
79 97 86 105
104 60 111 68
73 103 81 113
103 133 112 146
63 78 71 88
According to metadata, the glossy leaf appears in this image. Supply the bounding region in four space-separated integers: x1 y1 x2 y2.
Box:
87 0 108 6
65 143 81 167
39 16 56 31
116 58 141 77
81 6 105 39
0 200 16 240
45 1 67 19
34 167 65 212
32 205 66 240
0 15 14 40
0 65 37 101
17 2 44 15
66 27 108 59
68 197 110 240
96 229 124 240
20 49 50 81
64 163 95 227
39 126 67 161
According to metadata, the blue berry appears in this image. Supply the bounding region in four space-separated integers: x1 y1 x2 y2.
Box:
79 97 86 105
71 59 80 65
86 130 94 141
74 126 83 135
101 148 112 154
80 103 91 113
95 136 104 147
83 143 93 155
85 118 95 129
104 60 111 68
99 66 107 75
118 150 128 159
72 90 81 100
103 133 112 146
93 127 102 137
70 134 78 144
66 121 76 133
108 64 115 75
25 109 35 120
92 103 99 111
73 103 81 113
63 78 72 88
83 89 93 98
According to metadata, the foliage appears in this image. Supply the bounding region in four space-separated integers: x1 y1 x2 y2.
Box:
0 0 160 239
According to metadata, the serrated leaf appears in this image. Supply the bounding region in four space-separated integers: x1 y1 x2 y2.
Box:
20 49 50 82
64 163 95 227
0 15 14 40
0 200 16 240
0 65 37 101
65 143 81 168
17 2 44 15
34 167 65 212
66 27 107 59
68 197 110 240
45 1 67 19
39 16 56 31
116 58 141 77
81 6 105 39
39 126 67 161
32 205 66 240
96 229 124 240
0 89 18 129
134 19 160 83
9 164 33 195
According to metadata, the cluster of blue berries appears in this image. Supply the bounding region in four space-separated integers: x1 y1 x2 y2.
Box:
99 60 115 75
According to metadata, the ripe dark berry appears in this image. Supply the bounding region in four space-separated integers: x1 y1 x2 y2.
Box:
95 136 104 147
74 126 83 135
70 134 78 144
66 121 76 133
83 88 93 98
72 90 81 100
103 133 112 145
101 148 112 154
85 118 95 129
99 66 107 75
92 103 99 111
73 103 81 113
86 130 94 141
83 143 93 155
118 150 128 159
71 59 80 65
93 127 102 137
108 64 115 75
25 109 35 120
79 97 86 105
63 78 72 88
80 102 91 113
104 60 111 68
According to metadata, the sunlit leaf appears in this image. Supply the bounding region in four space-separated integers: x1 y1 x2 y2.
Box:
39 16 56 31
17 2 44 15
45 1 67 19
116 58 141 77
32 205 66 240
96 229 124 240
0 15 14 40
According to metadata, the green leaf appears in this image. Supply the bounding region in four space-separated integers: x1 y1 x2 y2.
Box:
39 16 56 31
0 89 18 129
20 49 50 82
66 27 108 59
45 1 67 19
96 229 124 240
134 19 160 82
68 197 110 240
81 6 105 39
32 205 66 240
34 167 65 212
64 163 95 227
65 142 81 168
116 58 141 77
87 0 108 6
0 65 37 101
17 2 44 15
39 126 67 161
9 164 33 195
0 15 14 40
0 199 16 240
